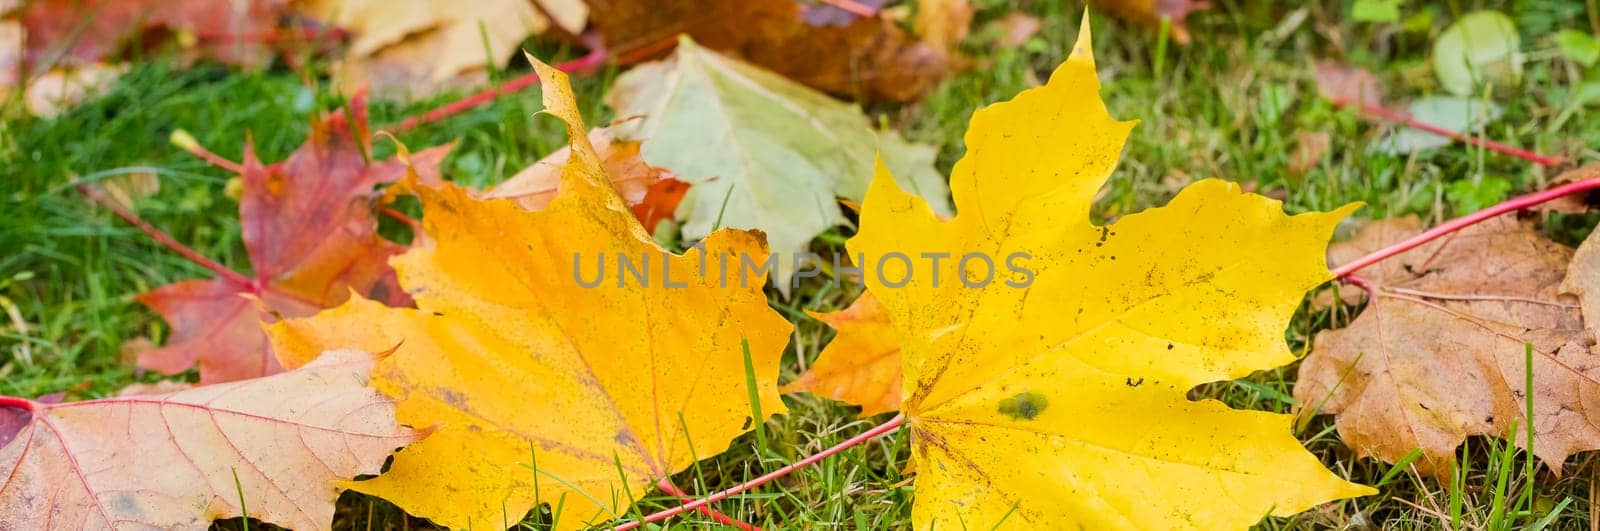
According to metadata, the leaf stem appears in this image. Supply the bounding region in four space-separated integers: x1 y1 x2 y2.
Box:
615 414 904 530
171 130 248 174
76 182 257 289
1333 175 1600 278
654 479 760 530
1348 102 1565 167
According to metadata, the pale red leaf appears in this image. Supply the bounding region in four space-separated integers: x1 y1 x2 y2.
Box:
0 350 421 530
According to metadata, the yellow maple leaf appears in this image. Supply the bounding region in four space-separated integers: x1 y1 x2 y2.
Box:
267 59 791 529
783 292 902 417
849 15 1375 529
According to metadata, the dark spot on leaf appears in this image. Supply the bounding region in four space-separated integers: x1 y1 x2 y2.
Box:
741 416 753 430
1125 377 1144 387
1167 343 1174 350
997 391 1048 421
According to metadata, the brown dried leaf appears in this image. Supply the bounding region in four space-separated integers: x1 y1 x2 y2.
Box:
1289 130 1331 177
17 0 285 71
1313 61 1384 108
1534 164 1600 215
1296 215 1600 477
1090 0 1208 44
588 0 960 102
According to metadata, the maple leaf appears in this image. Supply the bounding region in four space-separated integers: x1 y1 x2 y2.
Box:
266 59 792 530
1090 0 1208 44
0 350 421 530
850 18 1373 528
1313 61 1386 108
607 36 951 288
1297 215 1598 477
137 110 449 384
17 0 285 72
297 0 585 97
485 126 688 232
783 292 902 416
588 0 961 102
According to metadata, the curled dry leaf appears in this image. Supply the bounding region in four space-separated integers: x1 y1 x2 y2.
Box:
1313 61 1384 108
485 126 688 232
266 59 791 530
784 292 902 416
1090 0 1209 44
137 109 450 384
1534 163 1600 215
0 350 421 530
606 36 950 288
1297 215 1600 477
298 0 585 97
854 17 1371 528
588 0 965 102
1289 130 1332 177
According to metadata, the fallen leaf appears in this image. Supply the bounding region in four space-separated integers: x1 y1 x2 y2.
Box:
607 36 951 288
17 0 285 72
1290 130 1331 177
914 0 974 51
0 350 420 530
266 59 792 529
485 126 686 231
1532 163 1600 215
1567 215 1600 329
986 12 1043 49
1433 10 1522 97
784 292 901 416
20 62 127 117
299 0 581 97
588 0 960 102
853 17 1372 528
1313 61 1385 108
83 168 159 212
137 109 449 383
1090 0 1209 44
1298 215 1599 476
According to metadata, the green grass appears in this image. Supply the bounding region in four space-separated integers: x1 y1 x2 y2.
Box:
5 0 1600 528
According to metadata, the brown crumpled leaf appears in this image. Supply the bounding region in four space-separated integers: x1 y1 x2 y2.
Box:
0 350 422 530
16 0 286 72
588 0 966 102
1313 61 1384 108
1289 130 1331 177
1533 164 1600 215
1296 215 1600 477
1090 0 1209 44
485 126 688 231
298 0 584 97
137 109 450 384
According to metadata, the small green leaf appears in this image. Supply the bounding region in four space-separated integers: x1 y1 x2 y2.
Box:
1433 11 1522 96
1557 29 1600 67
1445 176 1512 213
1352 0 1400 23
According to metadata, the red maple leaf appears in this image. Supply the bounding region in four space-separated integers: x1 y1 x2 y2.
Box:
128 108 449 383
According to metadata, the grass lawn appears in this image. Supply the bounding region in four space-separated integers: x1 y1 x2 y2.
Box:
6 0 1600 528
